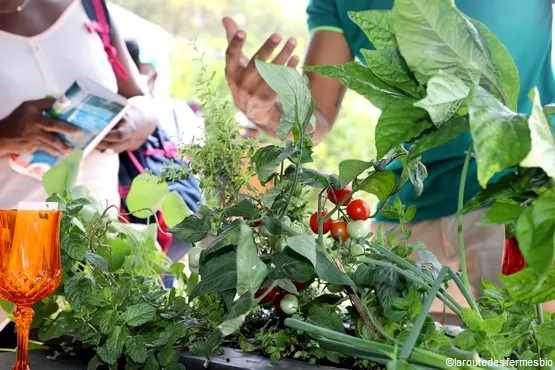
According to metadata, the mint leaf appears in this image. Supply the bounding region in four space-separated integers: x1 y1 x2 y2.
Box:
361 47 422 98
123 303 156 327
414 72 470 126
520 88 555 181
348 10 396 50
516 196 555 279
338 159 373 187
392 0 486 86
62 232 87 261
236 223 267 296
468 87 530 187
85 252 108 270
64 274 93 312
409 117 469 159
157 345 180 367
126 173 168 219
96 326 126 365
126 336 148 364
359 170 396 203
286 235 317 266
255 60 313 140
375 99 432 158
480 200 524 226
161 191 192 228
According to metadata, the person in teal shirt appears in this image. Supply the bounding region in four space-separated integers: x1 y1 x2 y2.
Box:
222 0 555 315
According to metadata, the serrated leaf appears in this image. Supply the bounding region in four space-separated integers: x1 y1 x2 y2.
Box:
161 191 192 228
536 322 555 348
499 267 555 304
375 99 432 158
468 87 530 187
361 47 422 98
126 173 168 219
62 232 87 261
286 235 317 266
126 336 148 364
236 223 267 296
338 160 373 187
409 116 469 159
64 274 93 312
359 171 396 203
520 88 555 181
123 303 157 327
348 10 396 50
255 61 313 140
96 326 126 365
414 72 470 126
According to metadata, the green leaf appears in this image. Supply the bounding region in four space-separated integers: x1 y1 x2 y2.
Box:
315 252 355 289
307 305 345 333
359 171 396 203
409 117 469 159
161 191 192 228
536 322 555 348
407 159 428 198
414 72 470 126
42 150 83 195
236 223 267 296
480 201 524 226
157 345 180 367
375 99 432 158
268 250 315 282
262 183 286 208
123 303 157 327
468 87 530 187
453 330 477 350
262 216 282 235
126 336 148 364
252 145 296 184
87 355 103 370
85 252 108 270
374 267 398 308
190 251 237 298
387 359 410 370
96 326 126 365
361 47 422 98
201 221 241 261
64 274 93 312
61 232 87 261
275 279 299 294
170 215 210 243
516 196 555 278
338 160 373 188
482 315 505 336
392 0 486 86
471 20 520 111
520 88 555 181
255 60 313 140
165 364 185 370
348 10 396 50
500 267 555 304
305 62 403 110
219 313 248 337
286 235 317 266
126 173 168 218
224 199 260 219
297 168 335 189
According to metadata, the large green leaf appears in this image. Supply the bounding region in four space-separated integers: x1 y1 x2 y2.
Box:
42 150 83 195
409 116 469 159
286 235 317 266
348 10 397 50
306 63 403 110
361 48 422 98
267 250 315 282
161 191 192 228
520 88 555 181
169 215 210 243
190 251 237 298
338 160 373 188
480 200 524 226
255 60 313 140
375 99 432 158
499 267 555 304
468 87 530 187
315 252 355 289
471 20 520 111
251 144 297 184
126 173 169 219
392 0 486 86
358 171 396 203
515 196 555 279
414 72 470 126
236 223 267 296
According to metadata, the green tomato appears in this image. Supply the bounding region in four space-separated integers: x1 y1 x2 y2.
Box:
258 225 273 237
327 284 343 293
293 183 303 197
275 237 287 253
347 220 371 240
282 216 292 227
350 243 365 257
188 246 203 268
280 294 299 315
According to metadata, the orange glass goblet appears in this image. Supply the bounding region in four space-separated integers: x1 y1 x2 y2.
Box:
0 206 62 370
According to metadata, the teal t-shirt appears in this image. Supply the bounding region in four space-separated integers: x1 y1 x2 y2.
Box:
307 0 555 222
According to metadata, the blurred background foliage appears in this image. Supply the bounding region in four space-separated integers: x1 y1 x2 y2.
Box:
113 0 379 184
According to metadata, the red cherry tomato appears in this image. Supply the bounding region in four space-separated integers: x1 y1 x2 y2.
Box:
330 221 348 242
273 291 285 312
310 211 332 234
255 285 277 304
346 199 371 220
327 185 352 206
293 281 307 291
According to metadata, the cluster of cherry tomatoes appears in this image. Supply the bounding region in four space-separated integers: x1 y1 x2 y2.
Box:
309 185 371 245
254 281 307 315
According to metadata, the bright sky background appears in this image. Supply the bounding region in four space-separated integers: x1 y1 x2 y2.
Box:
282 0 309 18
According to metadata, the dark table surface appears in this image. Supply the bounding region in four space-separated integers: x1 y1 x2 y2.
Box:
0 351 87 369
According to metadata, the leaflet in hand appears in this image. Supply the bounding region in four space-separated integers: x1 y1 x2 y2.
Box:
9 78 129 180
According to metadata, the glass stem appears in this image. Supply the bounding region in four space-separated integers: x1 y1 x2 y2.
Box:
13 306 34 370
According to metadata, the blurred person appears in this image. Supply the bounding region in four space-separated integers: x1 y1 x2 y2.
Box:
222 0 555 317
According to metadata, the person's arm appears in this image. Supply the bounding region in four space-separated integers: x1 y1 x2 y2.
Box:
96 19 158 153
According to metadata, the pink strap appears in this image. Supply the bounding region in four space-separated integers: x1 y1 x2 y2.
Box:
143 141 179 158
127 151 145 173
87 0 128 80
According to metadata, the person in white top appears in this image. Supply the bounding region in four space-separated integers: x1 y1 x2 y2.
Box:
0 0 158 210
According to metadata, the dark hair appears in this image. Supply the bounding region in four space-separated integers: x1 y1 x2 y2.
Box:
125 39 141 69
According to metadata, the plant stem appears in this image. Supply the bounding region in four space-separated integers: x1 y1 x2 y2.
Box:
457 144 473 295
448 270 481 318
278 127 304 221
400 267 449 359
536 304 546 361
321 171 376 222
